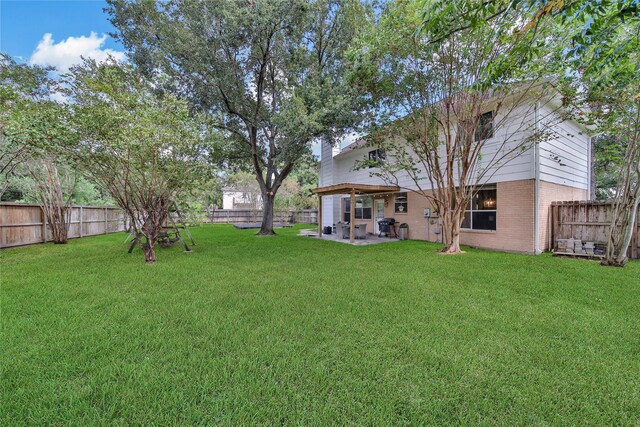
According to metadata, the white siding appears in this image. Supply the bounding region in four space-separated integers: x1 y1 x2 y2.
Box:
222 192 236 210
322 100 590 200
222 191 262 209
319 142 342 227
333 102 537 190
538 104 590 190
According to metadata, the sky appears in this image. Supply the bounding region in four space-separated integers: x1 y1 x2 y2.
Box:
1 0 125 70
0 0 353 155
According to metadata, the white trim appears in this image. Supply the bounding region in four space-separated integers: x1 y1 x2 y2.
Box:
587 134 593 198
534 102 542 254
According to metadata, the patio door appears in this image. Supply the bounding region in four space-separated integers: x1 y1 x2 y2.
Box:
374 199 385 234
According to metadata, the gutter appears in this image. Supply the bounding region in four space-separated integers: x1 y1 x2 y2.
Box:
587 133 596 200
534 102 542 255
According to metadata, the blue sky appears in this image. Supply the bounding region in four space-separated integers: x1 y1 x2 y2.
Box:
1 0 124 67
0 0 350 154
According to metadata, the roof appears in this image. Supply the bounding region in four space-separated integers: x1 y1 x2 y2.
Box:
312 183 400 196
334 138 368 158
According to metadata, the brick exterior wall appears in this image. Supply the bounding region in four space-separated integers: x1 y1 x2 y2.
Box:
460 180 536 253
337 179 587 254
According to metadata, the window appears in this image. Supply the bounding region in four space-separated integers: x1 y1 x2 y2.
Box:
461 186 497 231
368 149 385 161
474 111 494 142
368 149 386 168
356 197 372 219
394 192 408 213
344 196 372 221
344 199 350 222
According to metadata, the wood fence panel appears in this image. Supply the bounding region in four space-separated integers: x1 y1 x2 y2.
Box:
550 200 639 259
82 207 105 237
0 204 44 247
2 204 315 248
205 209 317 225
68 208 81 238
0 203 125 249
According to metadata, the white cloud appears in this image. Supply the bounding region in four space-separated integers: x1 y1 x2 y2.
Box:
29 32 125 73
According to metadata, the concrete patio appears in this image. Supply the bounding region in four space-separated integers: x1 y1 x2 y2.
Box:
298 229 400 246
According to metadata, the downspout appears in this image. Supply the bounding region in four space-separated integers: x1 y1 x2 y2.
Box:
534 102 542 254
587 134 594 200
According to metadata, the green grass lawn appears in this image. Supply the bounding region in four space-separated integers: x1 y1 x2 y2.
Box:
1 225 639 425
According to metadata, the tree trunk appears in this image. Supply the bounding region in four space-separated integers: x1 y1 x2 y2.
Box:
258 191 276 236
603 194 639 267
29 159 73 244
139 208 166 263
602 136 640 267
441 212 463 254
141 240 157 263
48 205 69 244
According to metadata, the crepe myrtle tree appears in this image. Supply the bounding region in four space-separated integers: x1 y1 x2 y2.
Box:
581 27 640 267
604 115 640 267
1 53 77 243
67 59 211 263
543 2 640 266
350 0 557 254
599 66 640 268
107 0 371 235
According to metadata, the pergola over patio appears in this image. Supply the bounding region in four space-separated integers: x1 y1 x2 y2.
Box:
312 183 400 243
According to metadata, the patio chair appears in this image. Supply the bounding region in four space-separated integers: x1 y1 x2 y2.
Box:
341 224 351 239
355 223 367 239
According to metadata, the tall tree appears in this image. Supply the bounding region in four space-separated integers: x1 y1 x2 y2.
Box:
532 1 640 265
1 53 53 197
350 0 554 253
578 23 639 266
107 0 369 235
592 134 627 200
1 53 76 243
66 60 210 263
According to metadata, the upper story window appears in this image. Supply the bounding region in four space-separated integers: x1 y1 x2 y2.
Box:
368 149 386 167
461 186 497 231
474 111 494 142
394 192 408 213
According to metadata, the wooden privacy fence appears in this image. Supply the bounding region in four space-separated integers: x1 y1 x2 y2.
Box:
206 209 317 225
550 200 639 259
0 203 126 249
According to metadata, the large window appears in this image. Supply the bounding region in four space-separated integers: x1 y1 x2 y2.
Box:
344 196 372 221
461 186 497 231
474 111 494 141
394 192 408 213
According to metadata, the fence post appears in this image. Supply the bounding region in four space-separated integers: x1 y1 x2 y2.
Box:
104 207 108 234
79 206 83 238
550 203 557 251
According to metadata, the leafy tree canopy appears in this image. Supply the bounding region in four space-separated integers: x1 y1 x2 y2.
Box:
107 0 372 234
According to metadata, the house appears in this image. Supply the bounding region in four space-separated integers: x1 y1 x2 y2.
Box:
221 187 262 210
317 96 591 254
